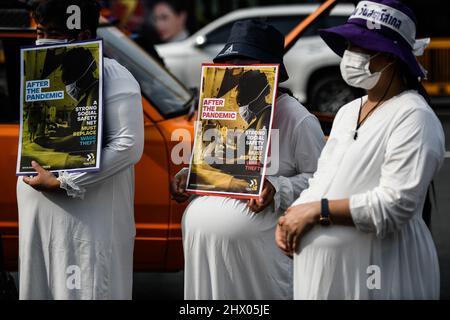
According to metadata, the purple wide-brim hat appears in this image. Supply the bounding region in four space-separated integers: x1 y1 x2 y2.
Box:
319 0 426 80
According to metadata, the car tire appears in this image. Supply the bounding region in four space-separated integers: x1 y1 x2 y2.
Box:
309 74 364 114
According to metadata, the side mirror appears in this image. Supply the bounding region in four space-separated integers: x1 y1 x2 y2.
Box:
194 35 207 48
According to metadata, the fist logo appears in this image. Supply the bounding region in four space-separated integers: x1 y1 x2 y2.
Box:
86 153 95 162
249 179 258 191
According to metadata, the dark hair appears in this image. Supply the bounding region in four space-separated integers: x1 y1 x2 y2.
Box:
61 47 95 84
277 87 293 96
151 0 187 14
32 0 100 38
237 70 269 106
399 60 431 104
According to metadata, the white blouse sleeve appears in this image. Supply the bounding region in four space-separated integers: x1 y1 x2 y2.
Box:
58 66 144 199
290 105 347 207
267 115 325 211
349 108 445 238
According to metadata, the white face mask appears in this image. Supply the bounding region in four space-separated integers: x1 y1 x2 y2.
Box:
65 59 96 101
238 83 269 124
239 105 255 124
340 50 392 90
35 38 68 46
66 82 82 101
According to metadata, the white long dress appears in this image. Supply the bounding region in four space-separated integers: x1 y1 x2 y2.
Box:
292 90 445 299
17 58 144 300
182 94 325 299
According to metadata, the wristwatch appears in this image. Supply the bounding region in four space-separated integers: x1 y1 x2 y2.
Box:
320 198 331 226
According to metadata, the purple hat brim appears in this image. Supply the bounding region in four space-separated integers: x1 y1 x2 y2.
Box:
319 22 425 79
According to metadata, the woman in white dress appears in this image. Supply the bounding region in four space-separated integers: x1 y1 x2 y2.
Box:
17 0 144 300
276 0 445 299
171 20 325 299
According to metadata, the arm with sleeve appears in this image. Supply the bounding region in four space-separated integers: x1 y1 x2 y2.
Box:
58 64 145 199
349 108 445 238
267 115 325 212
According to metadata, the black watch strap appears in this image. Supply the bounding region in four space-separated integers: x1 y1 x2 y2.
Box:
320 198 331 226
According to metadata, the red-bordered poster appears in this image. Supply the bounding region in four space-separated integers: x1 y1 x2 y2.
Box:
186 63 279 199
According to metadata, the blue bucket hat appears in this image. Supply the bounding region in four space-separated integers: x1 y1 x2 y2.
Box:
319 0 429 80
213 19 289 83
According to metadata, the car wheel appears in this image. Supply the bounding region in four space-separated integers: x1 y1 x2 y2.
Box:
309 74 363 114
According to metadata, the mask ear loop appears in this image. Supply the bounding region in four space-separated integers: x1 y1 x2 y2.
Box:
353 63 397 140
369 52 381 60
70 58 96 87
367 52 394 74
245 83 270 107
377 61 395 74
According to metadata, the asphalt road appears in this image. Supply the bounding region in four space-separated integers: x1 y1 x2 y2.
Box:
133 104 450 300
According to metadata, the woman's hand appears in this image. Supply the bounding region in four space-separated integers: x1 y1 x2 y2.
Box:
248 179 275 213
22 161 61 192
275 202 321 256
170 168 190 203
275 215 292 257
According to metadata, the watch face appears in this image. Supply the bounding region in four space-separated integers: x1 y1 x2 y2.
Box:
320 217 331 226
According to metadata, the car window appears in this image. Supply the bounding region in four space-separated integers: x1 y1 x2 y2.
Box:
205 14 350 46
205 16 304 45
267 14 349 37
98 26 192 118
264 15 308 36
322 15 349 29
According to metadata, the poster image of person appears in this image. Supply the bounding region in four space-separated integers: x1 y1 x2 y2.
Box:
186 64 278 198
17 40 103 174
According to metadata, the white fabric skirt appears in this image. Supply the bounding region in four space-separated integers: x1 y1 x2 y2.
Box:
182 196 292 300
